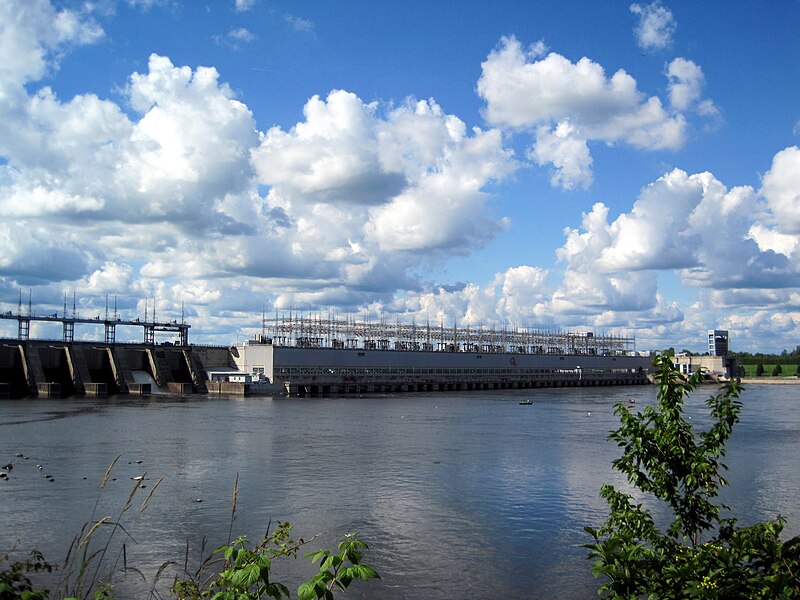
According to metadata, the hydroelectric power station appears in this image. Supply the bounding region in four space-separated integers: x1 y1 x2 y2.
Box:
0 305 652 398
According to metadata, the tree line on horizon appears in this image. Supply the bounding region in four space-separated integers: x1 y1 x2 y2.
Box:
662 345 800 365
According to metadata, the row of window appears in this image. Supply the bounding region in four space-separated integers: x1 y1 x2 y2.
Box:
274 366 633 377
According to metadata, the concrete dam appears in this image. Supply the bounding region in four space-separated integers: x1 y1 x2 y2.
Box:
0 310 652 399
0 301 229 398
0 341 233 399
0 338 651 399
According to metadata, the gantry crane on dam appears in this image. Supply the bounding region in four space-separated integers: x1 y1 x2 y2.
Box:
0 294 210 399
0 293 189 345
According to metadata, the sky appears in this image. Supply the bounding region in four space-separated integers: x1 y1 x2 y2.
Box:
0 0 799 352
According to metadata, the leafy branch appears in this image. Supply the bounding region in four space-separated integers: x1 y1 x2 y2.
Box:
171 522 378 600
299 534 380 600
586 354 800 598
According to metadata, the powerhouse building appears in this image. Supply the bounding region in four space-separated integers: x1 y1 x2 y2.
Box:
231 316 653 395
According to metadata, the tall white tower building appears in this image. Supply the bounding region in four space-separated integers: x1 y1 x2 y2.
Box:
708 330 729 356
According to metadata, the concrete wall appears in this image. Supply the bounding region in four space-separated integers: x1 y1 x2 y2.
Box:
0 344 28 398
0 341 219 398
232 343 274 381
194 346 234 369
237 343 652 372
233 342 653 395
672 354 737 379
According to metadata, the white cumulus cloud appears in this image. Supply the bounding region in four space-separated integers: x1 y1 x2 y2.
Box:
0 0 103 89
530 122 593 190
476 36 696 189
253 91 517 259
546 157 800 329
666 58 717 116
759 146 800 234
123 54 259 223
630 1 677 51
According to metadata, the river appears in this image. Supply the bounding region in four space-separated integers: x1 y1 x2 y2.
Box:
1 384 798 599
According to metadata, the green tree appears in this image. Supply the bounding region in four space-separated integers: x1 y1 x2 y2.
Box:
772 364 783 377
586 354 800 598
756 362 765 376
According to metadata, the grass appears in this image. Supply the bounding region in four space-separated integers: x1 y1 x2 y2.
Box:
740 363 800 377
1 455 169 599
2 459 378 600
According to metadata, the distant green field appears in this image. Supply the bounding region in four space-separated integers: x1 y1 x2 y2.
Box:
741 363 800 377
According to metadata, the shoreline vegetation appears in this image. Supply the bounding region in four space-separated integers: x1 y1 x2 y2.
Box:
738 377 800 385
740 365 800 379
1 463 378 600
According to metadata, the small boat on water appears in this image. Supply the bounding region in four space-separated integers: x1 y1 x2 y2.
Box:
519 399 533 405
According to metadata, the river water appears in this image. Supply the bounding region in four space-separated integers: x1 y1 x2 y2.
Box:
1 384 798 599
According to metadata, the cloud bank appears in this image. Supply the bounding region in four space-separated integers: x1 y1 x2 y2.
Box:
0 1 798 351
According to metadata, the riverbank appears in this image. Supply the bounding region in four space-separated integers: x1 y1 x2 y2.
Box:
739 377 800 385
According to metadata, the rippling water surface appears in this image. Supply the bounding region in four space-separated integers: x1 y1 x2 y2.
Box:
1 384 798 599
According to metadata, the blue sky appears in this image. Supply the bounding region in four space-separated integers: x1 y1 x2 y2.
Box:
1 0 799 352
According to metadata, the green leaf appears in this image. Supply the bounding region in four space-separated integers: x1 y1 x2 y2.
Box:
305 550 328 563
228 563 261 589
265 582 290 599
297 581 316 600
351 564 380 580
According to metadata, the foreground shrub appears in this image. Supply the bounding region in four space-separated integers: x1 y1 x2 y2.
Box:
0 548 51 600
172 522 378 600
586 354 800 598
